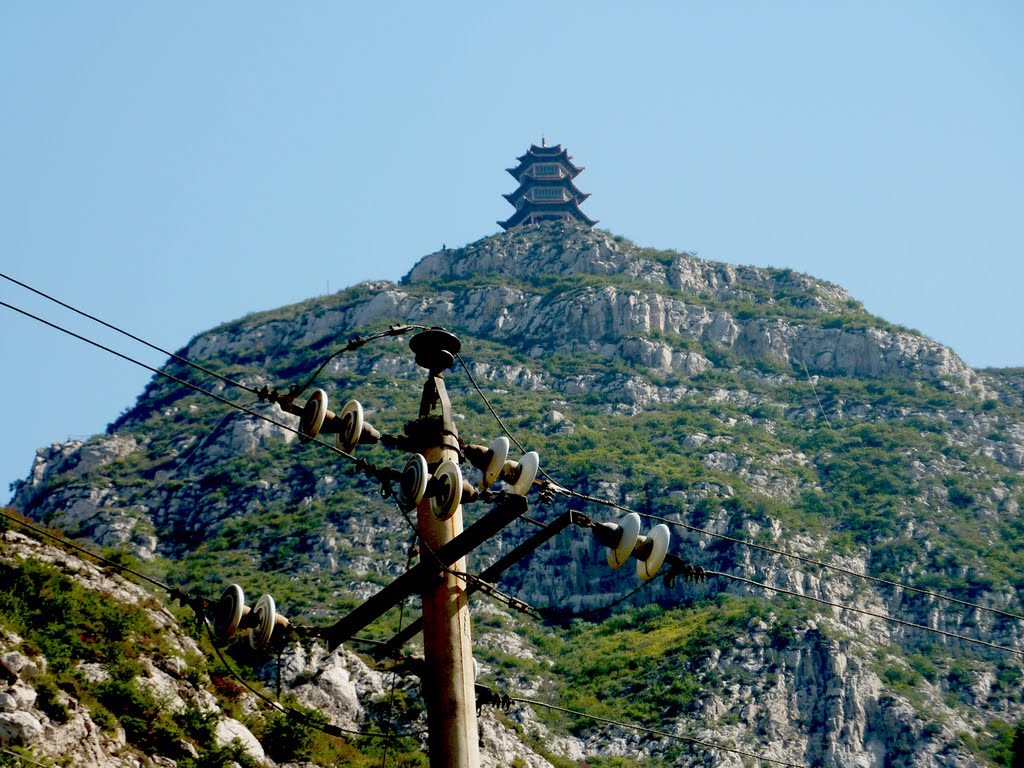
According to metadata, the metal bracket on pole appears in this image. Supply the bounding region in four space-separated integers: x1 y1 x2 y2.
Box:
377 510 574 657
324 495 527 651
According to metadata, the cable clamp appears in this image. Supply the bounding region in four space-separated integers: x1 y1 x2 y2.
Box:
569 510 593 529
475 683 513 713
664 562 708 589
537 482 557 505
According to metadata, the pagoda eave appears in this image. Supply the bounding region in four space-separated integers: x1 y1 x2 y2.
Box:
498 204 597 231
507 163 583 183
503 178 591 207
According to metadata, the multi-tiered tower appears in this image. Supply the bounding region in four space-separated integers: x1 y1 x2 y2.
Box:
498 141 597 230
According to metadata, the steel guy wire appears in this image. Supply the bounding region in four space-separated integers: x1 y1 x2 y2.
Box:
798 358 836 433
511 697 806 768
455 348 1024 627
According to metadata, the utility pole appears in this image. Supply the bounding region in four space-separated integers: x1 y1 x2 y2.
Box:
209 325 690 767
409 328 480 768
231 326 547 766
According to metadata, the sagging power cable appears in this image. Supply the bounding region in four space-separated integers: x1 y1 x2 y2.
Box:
2 299 539 623
1 269 425 409
1 271 261 397
0 509 419 742
512 696 806 768
555 509 1024 657
704 566 1024 658
0 299 389 482
457 350 1024 627
8 291 1020 657
203 622 421 742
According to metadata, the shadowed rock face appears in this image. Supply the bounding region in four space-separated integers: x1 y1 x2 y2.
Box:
6 222 1023 767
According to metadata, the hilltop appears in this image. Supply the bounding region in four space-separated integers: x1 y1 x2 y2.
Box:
4 221 1024 767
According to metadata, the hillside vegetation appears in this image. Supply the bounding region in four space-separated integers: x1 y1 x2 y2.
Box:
5 221 1024 767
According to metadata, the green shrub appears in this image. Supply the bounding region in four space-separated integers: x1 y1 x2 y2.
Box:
261 699 329 762
35 678 71 724
96 676 187 756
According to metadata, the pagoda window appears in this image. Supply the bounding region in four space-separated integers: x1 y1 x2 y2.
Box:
531 163 563 179
529 187 568 202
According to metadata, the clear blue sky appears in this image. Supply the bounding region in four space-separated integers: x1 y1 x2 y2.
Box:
2 3 1022 499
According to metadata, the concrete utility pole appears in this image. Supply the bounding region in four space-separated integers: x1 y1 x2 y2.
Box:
410 329 480 768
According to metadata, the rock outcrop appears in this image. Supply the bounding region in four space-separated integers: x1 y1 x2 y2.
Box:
5 222 1023 767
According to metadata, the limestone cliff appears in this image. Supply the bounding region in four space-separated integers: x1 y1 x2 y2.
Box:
5 222 1024 767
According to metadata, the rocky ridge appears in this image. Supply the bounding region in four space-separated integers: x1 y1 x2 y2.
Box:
5 222 1024 767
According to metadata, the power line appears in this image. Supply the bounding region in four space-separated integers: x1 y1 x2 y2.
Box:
0 271 261 397
1 269 426 407
545 506 1024 657
0 298 366 467
1 505 406 663
652 512 1024 624
540 575 657 623
566 488 1024 626
455 350 1024 627
0 508 176 595
203 622 421 742
295 324 430 397
455 353 529 456
704 568 1024 658
0 508 423 745
9 294 1022 654
1 299 537 625
512 696 806 768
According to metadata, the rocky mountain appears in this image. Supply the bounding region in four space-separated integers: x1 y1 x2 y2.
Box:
5 221 1024 767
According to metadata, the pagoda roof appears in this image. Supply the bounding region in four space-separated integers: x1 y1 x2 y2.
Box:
498 200 598 230
506 143 583 181
515 143 566 161
502 176 591 206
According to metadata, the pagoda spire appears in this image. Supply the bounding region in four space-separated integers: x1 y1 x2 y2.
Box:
498 141 596 230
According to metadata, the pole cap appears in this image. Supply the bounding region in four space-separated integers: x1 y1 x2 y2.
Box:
409 328 462 372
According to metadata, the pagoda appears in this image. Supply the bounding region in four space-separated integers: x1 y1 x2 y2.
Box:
498 140 597 230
